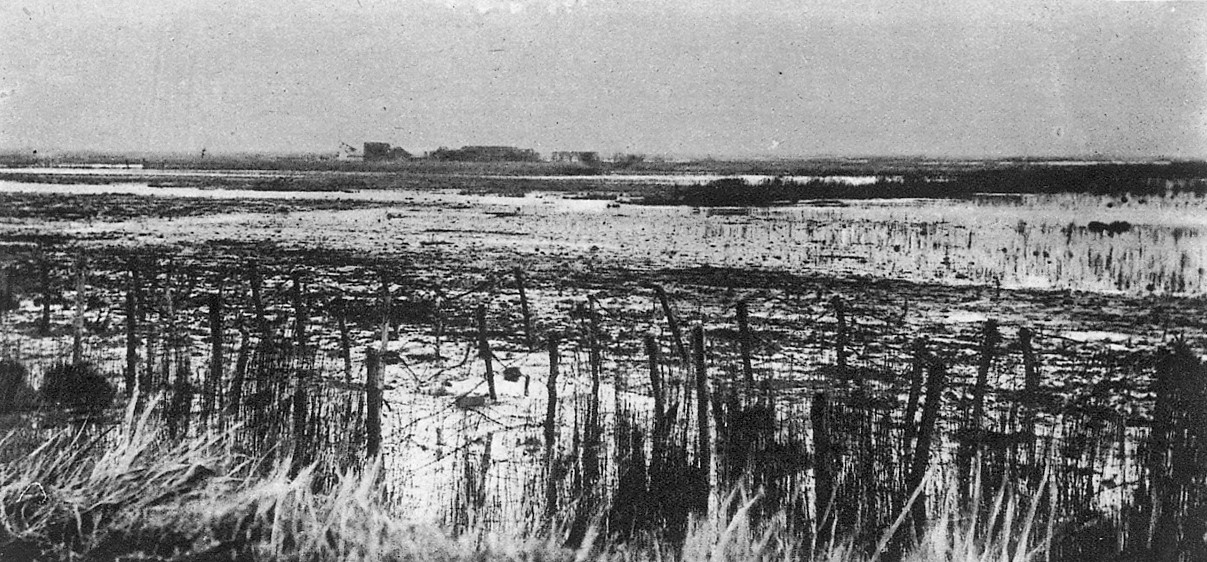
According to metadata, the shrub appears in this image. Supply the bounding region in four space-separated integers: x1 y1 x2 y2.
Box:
0 359 37 414
40 362 115 412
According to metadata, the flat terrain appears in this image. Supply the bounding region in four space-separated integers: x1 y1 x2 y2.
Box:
1 173 1205 552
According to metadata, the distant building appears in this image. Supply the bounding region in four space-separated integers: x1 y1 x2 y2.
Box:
337 142 363 161
363 142 391 160
551 151 600 165
362 142 413 162
429 145 541 162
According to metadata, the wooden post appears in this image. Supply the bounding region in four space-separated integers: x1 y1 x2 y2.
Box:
72 255 86 366
580 300 603 521
477 304 497 401
515 267 533 350
248 259 267 335
588 298 602 393
909 360 947 540
1020 326 1039 400
336 298 353 383
736 300 754 395
960 319 998 503
292 270 306 350
160 282 175 390
38 255 51 336
831 295 848 373
970 319 999 428
544 333 560 522
125 266 141 397
291 369 308 476
1019 326 1039 465
652 284 689 364
143 305 158 397
229 318 249 414
433 290 445 359
379 272 391 352
206 291 223 419
812 391 834 532
645 333 665 430
587 298 602 441
0 263 10 316
692 325 710 477
902 338 927 463
365 347 383 457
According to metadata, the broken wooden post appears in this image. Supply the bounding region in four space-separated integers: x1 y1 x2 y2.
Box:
652 284 689 364
544 333 560 522
831 295 848 373
477 304 497 401
692 325 710 478
365 347 383 457
72 255 86 366
515 267 534 350
736 300 754 395
125 266 141 397
291 270 306 350
909 360 947 540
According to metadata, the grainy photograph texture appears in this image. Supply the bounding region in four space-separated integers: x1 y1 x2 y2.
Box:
1 1 1205 561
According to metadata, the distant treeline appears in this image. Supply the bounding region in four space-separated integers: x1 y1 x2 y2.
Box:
646 162 1207 206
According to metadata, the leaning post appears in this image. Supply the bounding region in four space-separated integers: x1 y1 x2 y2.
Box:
477 304 497 400
514 267 534 350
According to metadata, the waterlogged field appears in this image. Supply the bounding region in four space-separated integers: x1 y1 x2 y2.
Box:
4 181 1204 295
1 177 1205 560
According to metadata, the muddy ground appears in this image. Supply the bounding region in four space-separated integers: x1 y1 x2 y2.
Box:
3 188 1203 405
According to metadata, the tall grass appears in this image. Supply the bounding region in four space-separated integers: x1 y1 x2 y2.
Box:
0 396 1054 561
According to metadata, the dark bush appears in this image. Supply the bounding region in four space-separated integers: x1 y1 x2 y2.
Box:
0 358 38 414
1087 220 1133 235
40 362 115 412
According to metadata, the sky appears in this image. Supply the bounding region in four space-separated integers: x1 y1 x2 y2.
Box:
1 0 1205 159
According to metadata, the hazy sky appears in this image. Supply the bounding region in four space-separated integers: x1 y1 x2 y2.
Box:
2 0 1205 158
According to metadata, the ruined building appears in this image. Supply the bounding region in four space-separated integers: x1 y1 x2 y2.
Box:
428 145 541 162
551 151 600 165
